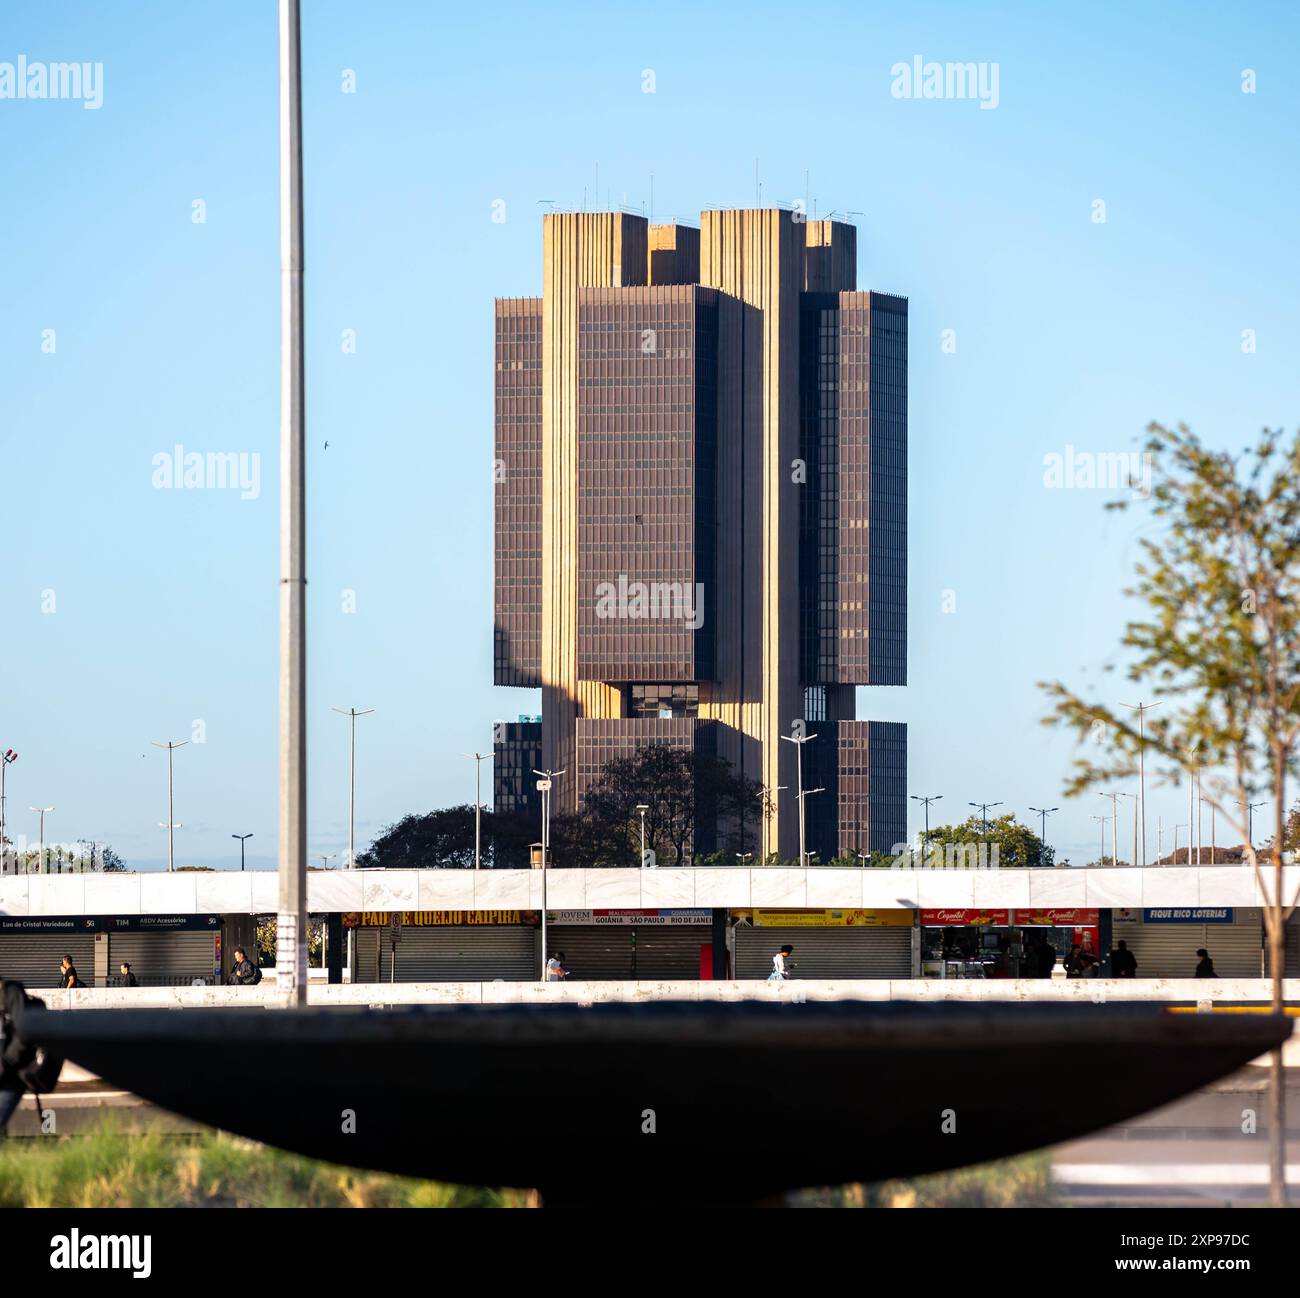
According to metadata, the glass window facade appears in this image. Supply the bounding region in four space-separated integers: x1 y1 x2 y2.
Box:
493 298 543 686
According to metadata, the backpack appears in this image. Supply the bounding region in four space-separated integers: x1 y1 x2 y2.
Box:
0 980 65 1099
250 962 263 985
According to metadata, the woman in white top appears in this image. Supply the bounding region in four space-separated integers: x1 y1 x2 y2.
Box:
768 944 794 982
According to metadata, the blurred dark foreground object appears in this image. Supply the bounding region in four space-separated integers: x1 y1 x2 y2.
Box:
0 982 64 1129
6 985 1290 1204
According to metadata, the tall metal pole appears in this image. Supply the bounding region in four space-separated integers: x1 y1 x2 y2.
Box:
1100 792 1120 865
533 768 563 980
1248 801 1266 851
1028 805 1058 856
1121 700 1161 866
1188 773 1195 865
278 0 308 1007
151 740 188 872
1093 814 1108 867
463 751 490 869
333 708 375 868
233 832 253 871
968 801 1003 837
30 806 53 875
0 749 16 873
781 732 816 866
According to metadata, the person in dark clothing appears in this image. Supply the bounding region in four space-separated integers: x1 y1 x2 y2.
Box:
1195 948 1216 978
58 955 84 989
1110 940 1138 978
1038 939 1058 977
119 962 139 988
1064 943 1085 978
227 947 260 985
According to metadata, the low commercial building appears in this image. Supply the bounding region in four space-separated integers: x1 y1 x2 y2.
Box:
732 909 915 978
0 914 224 987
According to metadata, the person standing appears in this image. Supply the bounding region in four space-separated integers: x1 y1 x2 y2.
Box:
118 962 139 987
58 955 84 989
1110 940 1137 978
227 946 260 985
768 944 794 982
1195 948 1216 978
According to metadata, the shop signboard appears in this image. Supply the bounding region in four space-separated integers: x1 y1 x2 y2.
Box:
0 915 221 933
547 909 711 926
920 909 1098 927
346 910 539 928
751 909 913 927
1142 908 1235 923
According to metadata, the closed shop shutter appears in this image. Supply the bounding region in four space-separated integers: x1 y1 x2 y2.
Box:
1119 911 1262 978
360 925 538 982
109 933 219 986
1283 915 1300 978
0 932 96 989
735 925 912 979
549 927 633 979
631 927 711 979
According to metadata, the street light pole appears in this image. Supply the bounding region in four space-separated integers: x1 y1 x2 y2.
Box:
151 740 189 872
780 731 817 866
332 708 375 869
1092 814 1109 867
1028 805 1059 860
911 794 942 859
1118 792 1138 869
635 804 649 868
1099 792 1121 865
968 801 1002 837
533 768 564 981
277 0 308 1008
29 806 53 875
232 832 253 872
0 749 17 872
463 751 491 869
1121 700 1162 866
1248 800 1266 851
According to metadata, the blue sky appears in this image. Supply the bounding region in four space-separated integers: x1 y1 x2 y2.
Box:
2 0 1297 869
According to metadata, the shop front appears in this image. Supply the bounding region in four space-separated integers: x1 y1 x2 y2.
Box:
1112 907 1262 977
546 910 714 980
0 914 223 987
733 909 915 979
346 910 540 982
920 909 1100 978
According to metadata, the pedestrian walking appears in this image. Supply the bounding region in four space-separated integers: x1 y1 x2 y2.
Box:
1195 947 1216 978
227 946 261 985
58 954 84 989
546 951 568 981
118 962 139 987
768 944 794 982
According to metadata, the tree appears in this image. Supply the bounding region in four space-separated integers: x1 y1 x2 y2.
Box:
919 814 1053 868
572 745 762 866
1040 421 1300 1207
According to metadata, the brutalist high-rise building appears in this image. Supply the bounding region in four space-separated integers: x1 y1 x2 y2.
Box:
494 209 906 861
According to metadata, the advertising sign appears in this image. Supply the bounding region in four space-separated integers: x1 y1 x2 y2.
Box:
752 909 913 927
920 909 1098 927
1142 908 1235 923
346 911 538 928
548 909 711 926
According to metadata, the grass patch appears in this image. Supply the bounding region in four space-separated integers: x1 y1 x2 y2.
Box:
792 1152 1055 1208
0 1121 530 1208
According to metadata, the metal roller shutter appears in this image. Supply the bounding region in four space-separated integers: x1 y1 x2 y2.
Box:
368 926 538 982
1119 912 1262 978
0 933 96 989
735 925 912 979
109 933 219 986
1287 915 1300 978
550 928 634 979
544 926 710 980
631 927 710 979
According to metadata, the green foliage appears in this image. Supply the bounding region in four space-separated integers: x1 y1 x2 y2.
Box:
358 805 536 869
792 1152 1054 1208
920 814 1053 868
0 1122 527 1208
